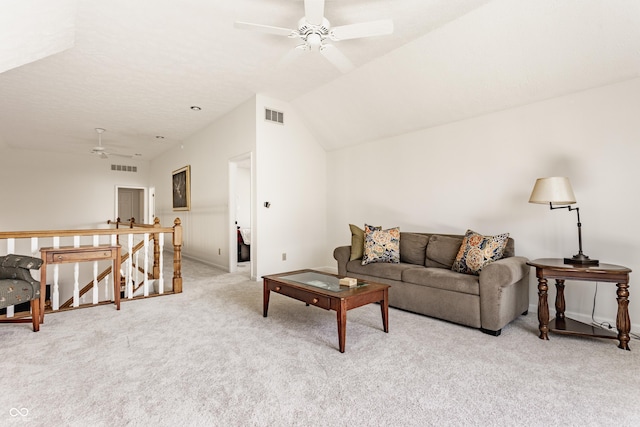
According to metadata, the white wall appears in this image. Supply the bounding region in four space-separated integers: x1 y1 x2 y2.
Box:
254 94 328 278
149 97 256 270
0 148 149 230
326 77 640 330
149 94 328 278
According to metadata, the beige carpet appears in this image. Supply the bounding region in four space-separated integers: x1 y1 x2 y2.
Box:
1 257 639 426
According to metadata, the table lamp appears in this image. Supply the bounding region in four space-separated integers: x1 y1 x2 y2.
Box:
528 177 599 266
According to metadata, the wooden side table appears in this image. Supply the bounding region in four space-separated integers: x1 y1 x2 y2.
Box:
40 245 121 324
527 258 632 350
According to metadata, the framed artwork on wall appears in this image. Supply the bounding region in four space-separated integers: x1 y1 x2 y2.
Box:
172 165 191 211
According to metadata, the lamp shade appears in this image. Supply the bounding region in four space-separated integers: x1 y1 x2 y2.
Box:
528 177 577 204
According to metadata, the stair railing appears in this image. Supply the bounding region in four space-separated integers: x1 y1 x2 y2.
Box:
0 218 182 319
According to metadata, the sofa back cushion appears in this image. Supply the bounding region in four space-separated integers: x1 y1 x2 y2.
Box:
503 238 515 258
399 233 430 265
426 235 463 268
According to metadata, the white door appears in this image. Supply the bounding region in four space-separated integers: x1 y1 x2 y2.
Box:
117 188 144 223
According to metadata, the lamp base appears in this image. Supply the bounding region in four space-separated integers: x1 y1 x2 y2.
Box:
564 254 599 266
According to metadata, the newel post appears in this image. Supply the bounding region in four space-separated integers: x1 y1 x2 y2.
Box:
152 217 161 279
172 218 183 293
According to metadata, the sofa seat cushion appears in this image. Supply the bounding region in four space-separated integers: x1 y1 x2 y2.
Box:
346 260 419 281
402 267 480 296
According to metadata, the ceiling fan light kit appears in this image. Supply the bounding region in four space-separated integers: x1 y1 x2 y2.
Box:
234 0 393 73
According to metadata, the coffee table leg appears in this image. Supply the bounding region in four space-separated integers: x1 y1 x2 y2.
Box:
263 280 270 317
381 289 389 333
337 300 347 353
616 282 631 351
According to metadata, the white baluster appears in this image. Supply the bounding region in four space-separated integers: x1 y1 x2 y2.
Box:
127 233 133 299
73 237 80 307
143 233 149 296
6 239 15 317
92 260 99 305
134 248 139 294
105 273 111 302
30 237 38 256
53 265 59 311
110 234 117 301
51 235 60 311
31 237 40 318
73 262 80 307
92 235 99 305
158 233 164 294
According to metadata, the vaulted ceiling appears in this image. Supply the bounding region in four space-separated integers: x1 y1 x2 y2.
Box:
1 0 639 159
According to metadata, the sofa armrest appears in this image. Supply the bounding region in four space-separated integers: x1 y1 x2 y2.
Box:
479 256 529 288
478 256 530 332
333 246 351 276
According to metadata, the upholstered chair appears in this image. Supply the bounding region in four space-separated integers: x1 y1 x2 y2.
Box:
0 254 43 332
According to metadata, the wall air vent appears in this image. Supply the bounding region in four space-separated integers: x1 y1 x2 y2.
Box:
265 108 284 124
111 164 137 172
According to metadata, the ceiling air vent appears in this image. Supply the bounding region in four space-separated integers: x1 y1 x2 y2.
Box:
111 164 137 172
265 108 284 124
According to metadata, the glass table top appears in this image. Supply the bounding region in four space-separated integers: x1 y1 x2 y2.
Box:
283 272 368 292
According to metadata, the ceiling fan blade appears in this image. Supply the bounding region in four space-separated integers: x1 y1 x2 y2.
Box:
304 0 325 25
320 44 354 73
234 21 297 37
329 19 394 41
109 152 134 159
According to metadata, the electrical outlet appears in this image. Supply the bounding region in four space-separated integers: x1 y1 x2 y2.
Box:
282 253 286 261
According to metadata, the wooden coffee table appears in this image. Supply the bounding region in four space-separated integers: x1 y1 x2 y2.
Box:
262 269 390 353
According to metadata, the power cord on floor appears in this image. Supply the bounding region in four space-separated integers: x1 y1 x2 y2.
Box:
591 282 640 341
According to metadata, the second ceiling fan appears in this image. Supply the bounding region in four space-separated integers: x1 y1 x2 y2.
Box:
91 128 133 159
234 0 394 73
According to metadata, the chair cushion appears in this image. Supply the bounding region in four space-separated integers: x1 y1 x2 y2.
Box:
0 279 40 309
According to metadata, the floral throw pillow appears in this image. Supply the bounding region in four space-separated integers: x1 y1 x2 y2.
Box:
451 229 509 275
362 224 400 265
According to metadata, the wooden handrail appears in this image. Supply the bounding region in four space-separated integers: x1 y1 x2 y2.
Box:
0 227 173 239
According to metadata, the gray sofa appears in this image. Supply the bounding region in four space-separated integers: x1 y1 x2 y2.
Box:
333 232 530 335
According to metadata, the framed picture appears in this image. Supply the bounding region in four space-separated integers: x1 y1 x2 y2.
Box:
172 165 191 211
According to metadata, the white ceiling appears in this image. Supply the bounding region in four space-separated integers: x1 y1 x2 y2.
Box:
0 0 639 159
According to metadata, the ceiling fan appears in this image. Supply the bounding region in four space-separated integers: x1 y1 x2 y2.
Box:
90 128 133 159
234 0 394 73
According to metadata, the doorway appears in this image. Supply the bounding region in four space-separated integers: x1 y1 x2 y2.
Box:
115 186 146 224
228 153 254 278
